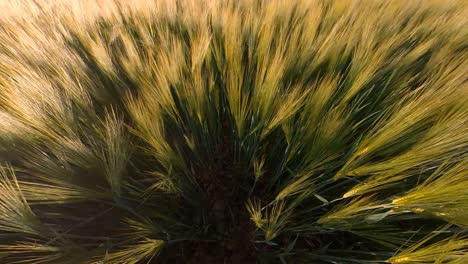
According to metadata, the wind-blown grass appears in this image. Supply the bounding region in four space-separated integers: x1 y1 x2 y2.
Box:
0 0 467 263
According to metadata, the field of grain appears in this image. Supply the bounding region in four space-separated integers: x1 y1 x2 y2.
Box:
0 0 467 263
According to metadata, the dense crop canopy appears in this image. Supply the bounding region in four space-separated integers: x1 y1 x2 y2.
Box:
0 0 467 263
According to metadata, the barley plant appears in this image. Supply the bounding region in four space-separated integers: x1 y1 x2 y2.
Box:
0 0 467 263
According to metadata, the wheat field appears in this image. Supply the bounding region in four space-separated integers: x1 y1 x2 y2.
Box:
0 0 467 263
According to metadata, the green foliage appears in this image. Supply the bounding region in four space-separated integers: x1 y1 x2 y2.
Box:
0 0 467 263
